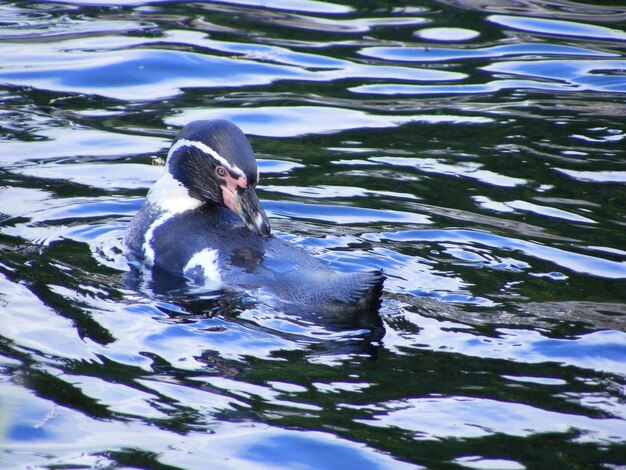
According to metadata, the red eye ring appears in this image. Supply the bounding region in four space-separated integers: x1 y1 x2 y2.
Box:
216 166 227 177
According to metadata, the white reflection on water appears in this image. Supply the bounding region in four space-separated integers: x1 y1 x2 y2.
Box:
168 106 490 137
0 383 410 469
354 395 625 441
0 0 625 467
555 168 626 183
488 15 626 40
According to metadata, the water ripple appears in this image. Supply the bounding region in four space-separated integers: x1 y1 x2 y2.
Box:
488 15 626 41
1 0 625 468
365 229 626 279
359 43 615 62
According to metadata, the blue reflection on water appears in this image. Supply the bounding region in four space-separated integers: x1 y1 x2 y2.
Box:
367 229 626 279
7 424 48 442
267 200 430 225
359 43 615 62
483 59 626 93
0 49 309 99
242 433 397 470
488 15 626 40
533 335 626 361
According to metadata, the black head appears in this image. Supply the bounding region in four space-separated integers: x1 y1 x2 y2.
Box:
166 119 270 236
173 120 259 186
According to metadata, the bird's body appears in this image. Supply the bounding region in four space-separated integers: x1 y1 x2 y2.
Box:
126 204 383 310
125 119 384 321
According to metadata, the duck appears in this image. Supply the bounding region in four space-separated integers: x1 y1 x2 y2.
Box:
125 119 384 326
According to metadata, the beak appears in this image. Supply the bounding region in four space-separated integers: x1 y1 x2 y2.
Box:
223 185 271 237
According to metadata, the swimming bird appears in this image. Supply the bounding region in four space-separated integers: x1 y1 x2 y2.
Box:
125 120 384 326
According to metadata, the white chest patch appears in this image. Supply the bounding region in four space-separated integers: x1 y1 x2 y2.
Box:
146 171 203 214
142 171 204 267
184 248 222 285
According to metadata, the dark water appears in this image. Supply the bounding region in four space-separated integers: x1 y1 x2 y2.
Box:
1 0 625 468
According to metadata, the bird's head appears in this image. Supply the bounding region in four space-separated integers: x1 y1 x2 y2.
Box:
154 119 270 237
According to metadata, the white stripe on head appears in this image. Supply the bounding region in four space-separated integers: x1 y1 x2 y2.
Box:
168 138 245 178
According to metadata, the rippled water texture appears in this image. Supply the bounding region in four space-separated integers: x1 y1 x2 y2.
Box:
1 0 625 468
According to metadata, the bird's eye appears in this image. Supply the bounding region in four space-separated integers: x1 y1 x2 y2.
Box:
215 166 227 177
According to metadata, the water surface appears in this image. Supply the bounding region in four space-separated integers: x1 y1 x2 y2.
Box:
1 0 625 468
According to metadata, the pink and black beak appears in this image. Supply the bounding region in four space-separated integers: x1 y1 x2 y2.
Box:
221 174 271 237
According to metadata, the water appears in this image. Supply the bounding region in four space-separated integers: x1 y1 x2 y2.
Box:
1 0 625 468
